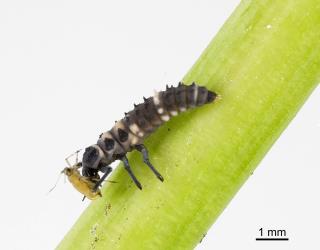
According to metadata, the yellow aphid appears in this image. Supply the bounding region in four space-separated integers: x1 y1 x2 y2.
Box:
57 150 102 200
62 166 102 200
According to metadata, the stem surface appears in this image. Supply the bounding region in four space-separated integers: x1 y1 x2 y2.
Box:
57 1 320 249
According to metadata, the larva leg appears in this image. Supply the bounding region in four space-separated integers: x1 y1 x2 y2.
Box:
121 156 142 190
93 166 112 191
135 144 164 182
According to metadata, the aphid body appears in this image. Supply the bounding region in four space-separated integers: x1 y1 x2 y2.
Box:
62 166 102 200
65 82 218 199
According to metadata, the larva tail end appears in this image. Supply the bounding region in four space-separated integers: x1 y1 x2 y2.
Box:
206 90 218 103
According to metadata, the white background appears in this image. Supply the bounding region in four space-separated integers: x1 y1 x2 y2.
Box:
0 1 319 249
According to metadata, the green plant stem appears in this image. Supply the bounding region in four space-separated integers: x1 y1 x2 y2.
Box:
57 1 320 249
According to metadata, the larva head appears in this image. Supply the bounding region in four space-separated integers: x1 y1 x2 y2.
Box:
82 142 114 173
82 144 109 170
61 166 102 200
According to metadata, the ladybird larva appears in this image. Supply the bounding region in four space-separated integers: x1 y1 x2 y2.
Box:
65 82 218 199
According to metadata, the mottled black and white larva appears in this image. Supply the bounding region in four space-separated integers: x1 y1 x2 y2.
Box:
64 82 218 199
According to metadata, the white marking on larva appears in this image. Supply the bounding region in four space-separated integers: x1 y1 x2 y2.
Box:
193 85 198 104
160 114 170 121
99 132 107 139
138 131 144 137
114 121 124 130
131 136 139 145
170 110 178 116
157 107 164 114
129 123 141 136
153 91 160 106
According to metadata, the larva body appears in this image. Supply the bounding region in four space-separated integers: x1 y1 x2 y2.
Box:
66 83 218 199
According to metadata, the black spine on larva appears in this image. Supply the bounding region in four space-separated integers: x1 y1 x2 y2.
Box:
161 86 177 114
138 97 163 127
125 104 156 134
118 83 217 148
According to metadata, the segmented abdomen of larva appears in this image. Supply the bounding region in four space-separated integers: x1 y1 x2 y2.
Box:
104 83 217 152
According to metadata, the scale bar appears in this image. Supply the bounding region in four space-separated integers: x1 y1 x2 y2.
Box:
256 238 289 241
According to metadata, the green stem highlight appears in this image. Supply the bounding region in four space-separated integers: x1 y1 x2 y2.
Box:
57 1 320 249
